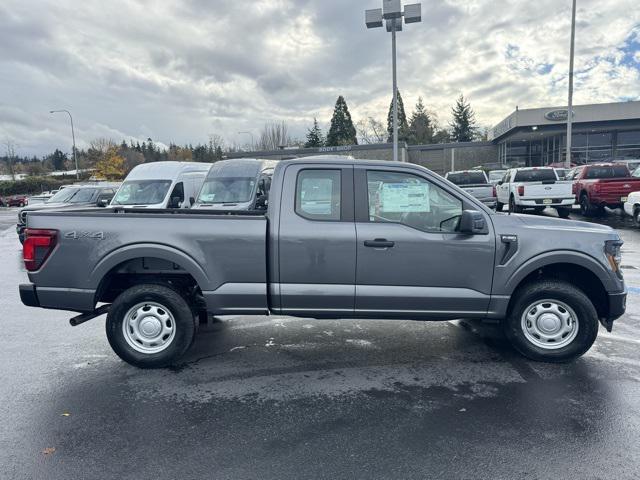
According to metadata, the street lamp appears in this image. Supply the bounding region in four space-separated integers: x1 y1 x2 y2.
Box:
565 0 577 169
238 131 255 151
50 109 79 179
366 0 421 162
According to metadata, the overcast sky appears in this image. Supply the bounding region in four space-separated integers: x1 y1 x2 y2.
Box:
1 0 639 157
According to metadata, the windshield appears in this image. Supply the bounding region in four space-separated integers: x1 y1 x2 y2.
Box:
488 171 506 182
514 169 557 182
112 180 172 205
446 172 487 185
46 188 96 203
585 166 630 179
198 177 256 204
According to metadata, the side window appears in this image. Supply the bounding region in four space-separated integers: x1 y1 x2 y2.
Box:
503 171 511 183
168 182 184 208
295 169 341 221
366 170 463 233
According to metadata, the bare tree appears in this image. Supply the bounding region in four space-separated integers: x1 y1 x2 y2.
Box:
4 139 17 180
356 117 386 144
257 121 291 151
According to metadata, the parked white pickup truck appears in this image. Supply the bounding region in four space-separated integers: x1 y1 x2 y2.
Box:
496 167 574 218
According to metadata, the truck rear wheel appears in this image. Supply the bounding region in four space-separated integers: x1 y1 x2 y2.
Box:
502 280 598 362
106 284 196 368
633 207 640 227
556 207 571 219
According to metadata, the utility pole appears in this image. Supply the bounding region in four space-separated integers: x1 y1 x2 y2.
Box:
50 109 79 179
565 0 577 169
366 1 422 162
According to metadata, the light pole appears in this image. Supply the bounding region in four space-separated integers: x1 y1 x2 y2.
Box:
238 131 255 151
366 1 421 162
50 109 79 179
565 0 577 169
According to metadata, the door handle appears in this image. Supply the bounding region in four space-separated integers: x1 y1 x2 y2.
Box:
364 238 395 248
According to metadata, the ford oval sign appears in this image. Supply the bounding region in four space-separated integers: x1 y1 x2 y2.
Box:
545 109 572 121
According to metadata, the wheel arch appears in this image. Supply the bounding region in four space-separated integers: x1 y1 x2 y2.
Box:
504 252 613 318
90 243 211 304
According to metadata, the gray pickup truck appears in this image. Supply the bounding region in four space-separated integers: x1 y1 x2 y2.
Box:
19 158 626 368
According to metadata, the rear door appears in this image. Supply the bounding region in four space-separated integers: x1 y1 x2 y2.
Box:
277 164 356 317
354 166 495 319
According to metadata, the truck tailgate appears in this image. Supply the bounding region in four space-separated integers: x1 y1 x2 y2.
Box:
25 210 268 313
595 178 640 198
523 182 572 198
461 184 493 199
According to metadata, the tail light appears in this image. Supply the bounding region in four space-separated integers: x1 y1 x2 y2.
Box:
23 229 58 271
517 185 525 196
492 185 496 197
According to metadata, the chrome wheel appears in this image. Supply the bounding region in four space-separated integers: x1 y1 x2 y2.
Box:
122 302 176 354
520 299 579 350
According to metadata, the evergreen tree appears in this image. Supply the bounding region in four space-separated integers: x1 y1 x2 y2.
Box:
326 96 358 146
49 149 68 171
449 94 477 142
386 89 410 143
304 117 325 148
408 97 433 145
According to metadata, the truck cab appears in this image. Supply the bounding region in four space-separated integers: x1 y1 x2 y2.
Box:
110 161 211 209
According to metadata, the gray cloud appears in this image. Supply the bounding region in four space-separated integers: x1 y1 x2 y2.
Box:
0 0 639 157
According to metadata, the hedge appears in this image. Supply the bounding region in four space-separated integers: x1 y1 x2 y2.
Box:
0 177 70 196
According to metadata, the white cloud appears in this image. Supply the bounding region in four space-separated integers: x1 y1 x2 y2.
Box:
0 0 638 156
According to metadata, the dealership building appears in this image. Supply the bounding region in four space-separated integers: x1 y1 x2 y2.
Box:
490 100 640 167
228 100 640 173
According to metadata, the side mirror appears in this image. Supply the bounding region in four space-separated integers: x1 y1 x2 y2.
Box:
189 196 195 207
169 196 181 209
459 210 488 235
97 198 109 207
497 180 503 186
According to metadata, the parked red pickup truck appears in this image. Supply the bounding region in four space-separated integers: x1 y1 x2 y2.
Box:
573 163 640 215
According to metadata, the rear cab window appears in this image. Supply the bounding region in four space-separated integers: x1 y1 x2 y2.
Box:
446 171 487 185
585 166 630 179
514 169 557 182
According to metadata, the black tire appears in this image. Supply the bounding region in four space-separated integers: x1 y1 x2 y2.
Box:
634 207 640 227
496 201 504 212
502 280 599 362
509 196 521 214
580 194 594 216
557 207 571 219
106 284 196 368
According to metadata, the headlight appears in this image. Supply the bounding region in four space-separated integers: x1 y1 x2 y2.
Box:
605 240 623 273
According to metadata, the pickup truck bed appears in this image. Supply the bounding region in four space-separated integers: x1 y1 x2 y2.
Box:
19 158 627 368
23 208 269 314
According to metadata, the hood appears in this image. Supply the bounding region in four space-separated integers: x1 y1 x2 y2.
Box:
492 212 616 236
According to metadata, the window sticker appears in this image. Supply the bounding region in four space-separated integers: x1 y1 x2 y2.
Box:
379 183 430 212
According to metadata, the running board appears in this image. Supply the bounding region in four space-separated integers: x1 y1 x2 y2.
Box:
69 304 111 327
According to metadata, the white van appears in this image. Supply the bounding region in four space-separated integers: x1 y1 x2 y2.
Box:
111 161 211 209
193 159 278 211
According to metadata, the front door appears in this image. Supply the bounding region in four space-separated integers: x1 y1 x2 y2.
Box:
277 164 356 317
354 166 495 319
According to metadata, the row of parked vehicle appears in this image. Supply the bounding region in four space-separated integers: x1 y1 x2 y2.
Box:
14 159 277 242
445 161 640 224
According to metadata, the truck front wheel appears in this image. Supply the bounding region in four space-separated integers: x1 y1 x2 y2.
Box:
502 280 598 362
106 284 196 368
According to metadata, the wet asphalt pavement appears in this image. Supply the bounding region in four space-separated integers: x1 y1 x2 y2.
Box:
1 206 639 479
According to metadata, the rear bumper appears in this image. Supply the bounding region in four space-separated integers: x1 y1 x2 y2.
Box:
590 194 630 206
19 283 95 312
19 284 39 307
518 197 575 207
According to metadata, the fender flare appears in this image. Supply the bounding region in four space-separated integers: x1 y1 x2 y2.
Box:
89 243 211 291
503 250 615 295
